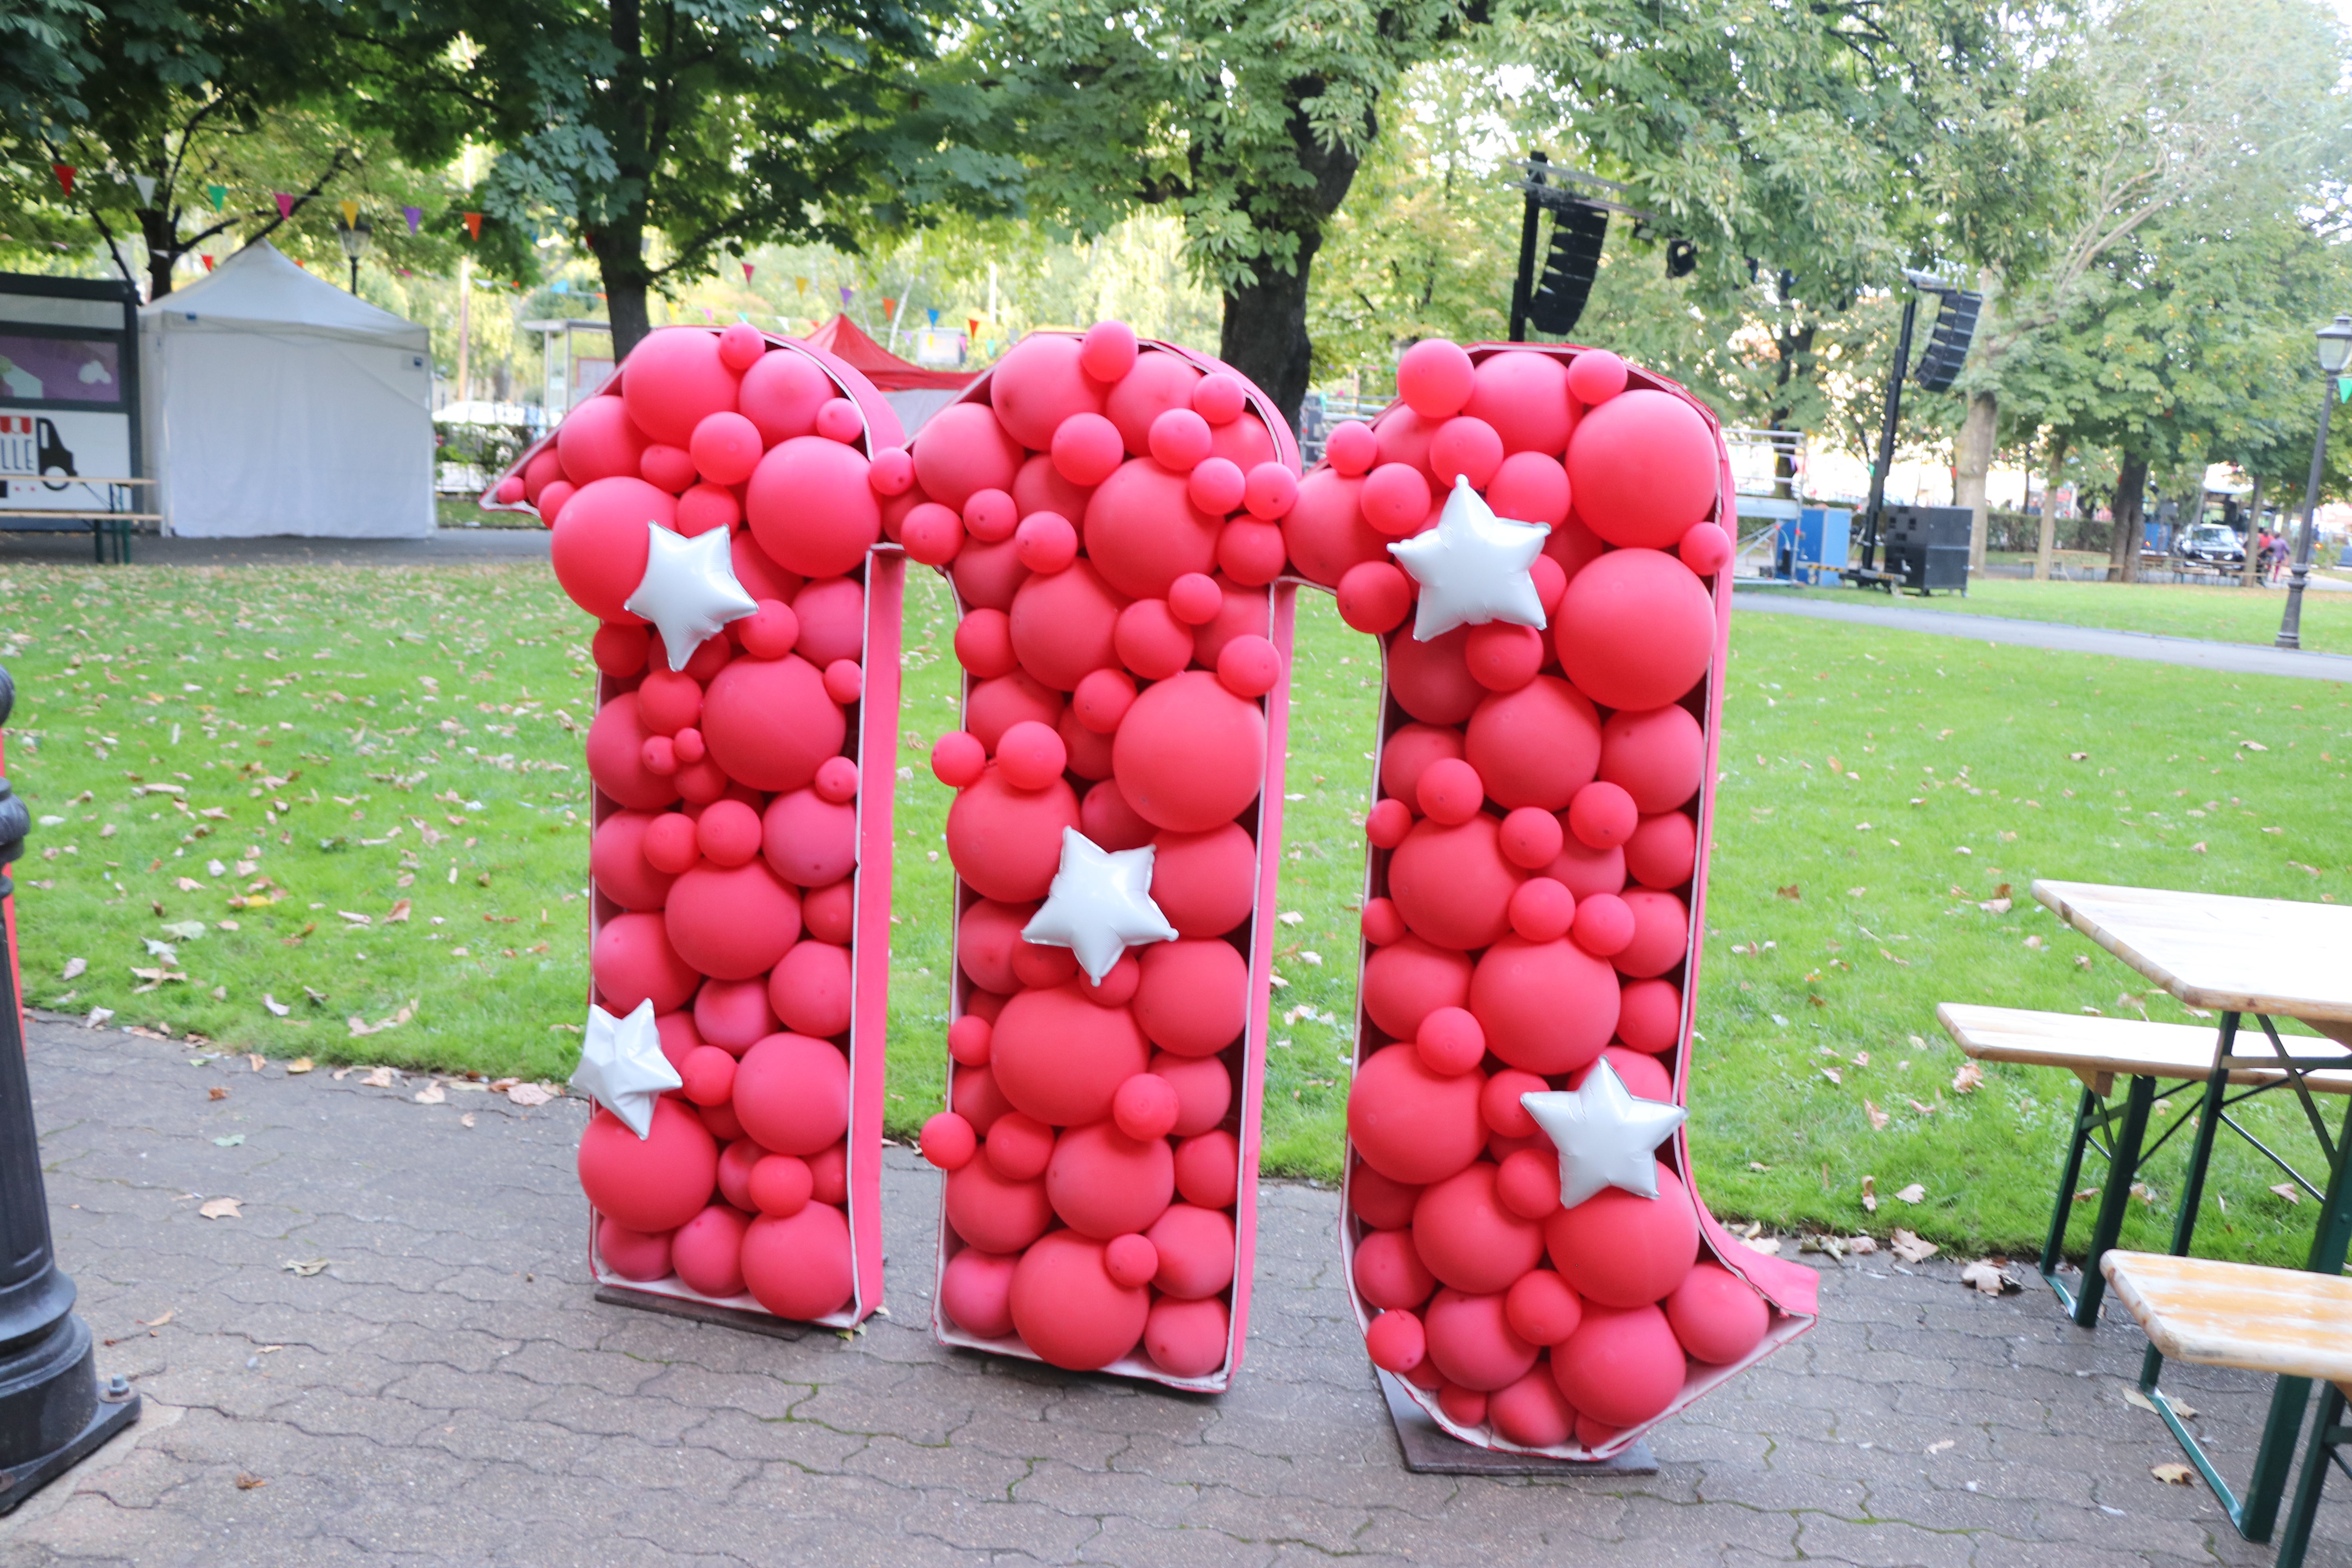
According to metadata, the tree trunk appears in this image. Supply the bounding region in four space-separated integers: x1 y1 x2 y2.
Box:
1955 388 1997 571
594 0 654 360
2034 432 2068 581
593 224 653 359
2240 473 2264 589
2107 452 2149 582
1216 93 1363 432
140 208 176 300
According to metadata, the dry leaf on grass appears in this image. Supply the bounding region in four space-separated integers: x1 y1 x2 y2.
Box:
139 1309 174 1328
2272 1183 2303 1205
413 1082 445 1105
247 1053 265 1072
262 995 290 1017
1960 1259 2018 1296
1891 1229 1939 1263
1895 1182 1926 1204
61 957 86 981
2151 1463 2196 1486
385 899 411 923
1822 1066 1844 1086
1743 1236 1782 1256
197 1198 242 1220
1864 1099 1889 1131
505 1082 555 1107
1847 1234 1879 1255
1860 1175 1879 1213
1952 1062 1985 1094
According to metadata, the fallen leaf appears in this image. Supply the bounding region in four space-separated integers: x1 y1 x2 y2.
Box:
1821 1066 1843 1085
2151 1463 2195 1486
235 1473 267 1490
1960 1259 2018 1296
1860 1174 1878 1213
1846 1234 1878 1254
211 1134 244 1147
1742 1236 1782 1255
1978 897 2012 914
336 911 371 926
281 1259 330 1277
1891 1229 1939 1263
385 898 411 923
287 1057 312 1074
1952 1062 1985 1094
506 1082 555 1107
460 1112 476 1128
413 1082 445 1105
1926 1439 1954 1455
1777 884 1801 900
2124 1388 2159 1414
247 1053 265 1073
1747 1161 1772 1173
198 1197 242 1220
359 1067 396 1088
2271 1182 2302 1205
2241 740 2269 753
207 1086 229 1102
1864 1099 1889 1131
138 1309 174 1328
61 957 87 981
1895 1182 1926 1204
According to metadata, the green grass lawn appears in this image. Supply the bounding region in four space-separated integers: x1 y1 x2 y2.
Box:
1776 572 2352 655
6 561 2350 1265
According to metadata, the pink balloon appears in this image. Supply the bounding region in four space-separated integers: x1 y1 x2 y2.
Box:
1599 703 1705 813
1356 1227 1439 1310
1428 417 1504 491
1079 321 1139 382
1388 813 1525 951
768 938 853 1036
1052 412 1126 487
1423 1287 1539 1392
1414 1162 1547 1295
1078 775 1154 851
639 443 697 492
1566 390 1718 550
739 349 835 445
1104 352 1202 456
1085 459 1221 600
733 1033 851 1156
1625 812 1697 889
1470 935 1622 1075
552 477 675 621
579 1099 715 1233
1010 559 1125 690
590 811 680 911
694 976 779 1054
1114 598 1193 681
597 1216 673 1283
1486 451 1570 528
701 655 845 793
991 983 1149 1126
940 1246 1019 1338
945 767 1080 902
671 1203 750 1298
557 394 650 485
745 436 879 579
1388 625 1483 726
741 1201 855 1322
1361 463 1433 536
1347 1044 1486 1186
1463 351 1572 456
1546 1160 1699 1308
1555 548 1715 711
1010 1230 1151 1372
991 333 1105 450
666 860 802 980
1465 677 1602 812
1111 671 1265 833
1281 470 1379 587
1361 935 1473 1041
1566 349 1629 405
623 327 743 447
914 402 1024 510
594 909 701 1014
1614 888 1690 979
1149 823 1257 938
1616 978 1682 1055
966 670 1062 753
1552 1302 1688 1429
1134 939 1249 1058
1398 339 1476 419
1047 1121 1176 1240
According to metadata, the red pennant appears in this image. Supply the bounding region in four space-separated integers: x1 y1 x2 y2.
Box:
463 211 482 241
200 255 214 272
882 296 898 318
968 318 980 338
51 163 76 196
273 192 294 218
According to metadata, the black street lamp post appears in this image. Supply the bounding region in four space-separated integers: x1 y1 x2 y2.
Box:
336 218 373 295
2278 313 2352 651
0 664 139 1512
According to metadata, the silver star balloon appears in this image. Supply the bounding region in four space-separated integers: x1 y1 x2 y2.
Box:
570 998 683 1139
1387 474 1552 642
624 521 759 671
1020 828 1179 984
1521 1057 1689 1209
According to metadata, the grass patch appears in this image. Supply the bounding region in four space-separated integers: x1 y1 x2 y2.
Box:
436 495 545 530
1777 573 2352 655
6 562 2350 1264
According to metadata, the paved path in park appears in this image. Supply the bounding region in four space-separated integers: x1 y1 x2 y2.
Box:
4 1014 2346 1567
0 528 551 570
1734 591 2352 684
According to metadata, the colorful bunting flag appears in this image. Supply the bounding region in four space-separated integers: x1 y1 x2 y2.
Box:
741 261 754 283
883 296 898 318
462 211 482 241
401 205 422 235
200 255 214 272
795 276 807 296
339 199 359 227
968 317 980 337
927 307 939 327
206 184 227 212
51 164 75 196
838 284 852 306
273 192 295 218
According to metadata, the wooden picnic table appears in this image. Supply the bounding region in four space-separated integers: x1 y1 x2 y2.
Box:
0 475 154 563
2030 879 2352 1543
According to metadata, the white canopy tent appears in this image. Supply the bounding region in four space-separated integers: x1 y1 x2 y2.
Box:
138 240 434 537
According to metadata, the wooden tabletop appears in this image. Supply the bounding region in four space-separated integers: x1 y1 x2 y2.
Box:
2101 1250 2352 1383
2033 881 2352 1029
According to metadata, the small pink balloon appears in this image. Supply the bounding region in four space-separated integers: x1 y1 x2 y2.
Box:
717 321 766 371
1167 572 1223 626
931 731 986 788
1052 412 1126 487
815 397 863 443
1397 339 1476 419
1186 456 1246 516
1014 511 1078 574
813 755 859 804
1325 421 1377 476
1191 372 1248 425
1149 408 1214 470
868 447 915 495
690 410 764 486
1079 321 1139 382
1243 462 1299 520
1361 463 1432 537
1680 520 1733 575
1215 634 1280 698
1566 348 1630 405
964 487 1018 543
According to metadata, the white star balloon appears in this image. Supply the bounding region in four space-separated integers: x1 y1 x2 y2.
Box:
1521 1057 1689 1209
1387 474 1552 642
569 998 683 1139
1020 828 1179 984
624 521 759 671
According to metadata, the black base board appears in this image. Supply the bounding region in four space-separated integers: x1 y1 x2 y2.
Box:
1377 1372 1658 1476
593 1284 815 1341
0 1390 140 1515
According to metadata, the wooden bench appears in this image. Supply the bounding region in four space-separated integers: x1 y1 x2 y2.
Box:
2102 1250 2352 1559
1937 1004 2352 1327
1 477 156 563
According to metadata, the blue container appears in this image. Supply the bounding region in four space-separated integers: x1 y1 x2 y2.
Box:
1775 506 1850 585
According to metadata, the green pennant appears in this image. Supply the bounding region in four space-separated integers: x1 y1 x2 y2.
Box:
2337 375 2350 403
206 184 226 212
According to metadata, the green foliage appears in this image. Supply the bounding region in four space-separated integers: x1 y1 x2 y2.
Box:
0 0 99 137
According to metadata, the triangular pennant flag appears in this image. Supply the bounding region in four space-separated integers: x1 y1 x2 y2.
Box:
741 261 754 283
339 199 358 227
927 307 939 326
552 279 569 294
200 255 214 271
273 192 295 218
206 184 226 211
968 317 981 338
51 164 75 196
463 211 482 241
2339 376 2351 404
795 276 807 296
839 284 852 305
131 172 156 203
882 296 897 318
401 204 422 235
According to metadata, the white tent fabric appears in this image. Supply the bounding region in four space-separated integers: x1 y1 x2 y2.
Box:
139 241 434 537
883 388 960 438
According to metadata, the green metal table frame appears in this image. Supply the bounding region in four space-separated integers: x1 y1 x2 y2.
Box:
2274 1381 2350 1568
2036 1008 2352 1542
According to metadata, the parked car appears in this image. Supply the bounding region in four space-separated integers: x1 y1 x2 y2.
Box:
2177 522 2245 565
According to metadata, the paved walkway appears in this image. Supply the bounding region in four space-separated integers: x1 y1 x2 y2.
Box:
0 528 550 569
4 1015 2345 1567
1734 592 2352 684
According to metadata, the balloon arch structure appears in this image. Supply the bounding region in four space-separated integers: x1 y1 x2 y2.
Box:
492 322 1818 1461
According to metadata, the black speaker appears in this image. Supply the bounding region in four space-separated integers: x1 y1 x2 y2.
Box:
1665 238 1696 278
1881 505 1971 591
1911 290 1981 392
1527 200 1608 335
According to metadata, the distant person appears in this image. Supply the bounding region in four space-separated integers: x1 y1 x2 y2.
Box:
2267 532 2291 586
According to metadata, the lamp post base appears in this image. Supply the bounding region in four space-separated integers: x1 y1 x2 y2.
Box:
0 1316 141 1516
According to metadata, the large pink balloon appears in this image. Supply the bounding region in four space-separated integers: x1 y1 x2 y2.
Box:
745 436 880 579
556 394 650 485
1554 548 1715 712
623 328 743 448
1111 671 1265 833
552 477 675 622
1083 459 1222 600
1566 390 1719 549
990 334 1105 450
700 655 845 793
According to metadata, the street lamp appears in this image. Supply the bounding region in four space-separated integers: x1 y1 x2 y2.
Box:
2277 313 2352 650
335 218 372 295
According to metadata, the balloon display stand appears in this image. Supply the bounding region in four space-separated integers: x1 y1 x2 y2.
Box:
921 336 1304 1394
1377 1373 1655 1476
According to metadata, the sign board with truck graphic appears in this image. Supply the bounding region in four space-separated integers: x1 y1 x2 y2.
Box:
0 274 140 512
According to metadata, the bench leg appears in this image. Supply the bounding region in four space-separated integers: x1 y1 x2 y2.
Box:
2274 1382 2347 1568
2070 1074 2156 1328
2140 1013 2237 1388
2039 1084 2102 1313
2240 1092 2352 1541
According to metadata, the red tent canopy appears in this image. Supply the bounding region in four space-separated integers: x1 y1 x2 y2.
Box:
800 313 976 392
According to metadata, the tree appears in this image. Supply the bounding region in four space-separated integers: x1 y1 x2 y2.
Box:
975 0 1480 425
0 0 487 297
454 0 1018 355
0 0 98 138
1944 0 2350 569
